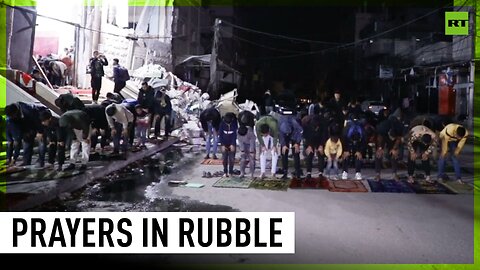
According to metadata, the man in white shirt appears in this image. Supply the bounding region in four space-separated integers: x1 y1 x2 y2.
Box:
105 103 134 155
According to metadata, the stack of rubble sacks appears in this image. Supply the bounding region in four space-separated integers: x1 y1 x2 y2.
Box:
129 64 260 147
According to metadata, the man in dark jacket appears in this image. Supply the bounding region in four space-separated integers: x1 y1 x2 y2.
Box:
219 112 238 177
279 115 303 179
89 51 108 103
112 58 129 99
263 90 274 115
137 82 155 113
199 107 221 159
341 119 367 180
5 102 49 166
302 112 328 179
59 110 91 171
153 89 173 139
83 104 110 152
38 110 65 170
55 92 85 113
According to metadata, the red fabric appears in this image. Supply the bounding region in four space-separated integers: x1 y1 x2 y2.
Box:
61 57 73 68
21 72 33 87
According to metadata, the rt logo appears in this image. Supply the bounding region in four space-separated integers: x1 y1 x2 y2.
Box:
445 12 469 35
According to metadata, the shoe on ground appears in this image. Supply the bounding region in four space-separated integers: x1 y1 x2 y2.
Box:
205 154 210 159
57 165 63 172
239 174 245 179
456 178 465 184
407 176 415 184
393 174 400 181
331 175 338 181
207 172 212 178
355 172 362 180
259 173 266 179
79 164 87 170
425 175 434 183
212 154 218 160
306 173 312 180
35 163 45 169
318 172 323 178
223 173 229 178
281 174 288 180
375 174 381 181
64 164 75 171
341 171 348 180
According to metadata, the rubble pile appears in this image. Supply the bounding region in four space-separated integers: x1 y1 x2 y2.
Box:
130 64 259 145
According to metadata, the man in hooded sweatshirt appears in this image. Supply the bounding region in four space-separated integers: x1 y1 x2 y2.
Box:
218 112 238 177
278 115 303 179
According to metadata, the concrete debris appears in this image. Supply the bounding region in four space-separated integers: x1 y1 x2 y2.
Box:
131 64 259 145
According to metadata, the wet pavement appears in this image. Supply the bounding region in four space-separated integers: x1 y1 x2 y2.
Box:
3 138 180 211
31 146 238 213
1 141 476 264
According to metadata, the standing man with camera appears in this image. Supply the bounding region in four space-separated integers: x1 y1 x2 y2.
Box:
89 51 108 104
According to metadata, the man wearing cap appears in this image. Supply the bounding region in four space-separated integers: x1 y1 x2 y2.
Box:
406 125 438 183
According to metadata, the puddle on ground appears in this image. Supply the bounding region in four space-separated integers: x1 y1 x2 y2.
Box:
32 147 238 212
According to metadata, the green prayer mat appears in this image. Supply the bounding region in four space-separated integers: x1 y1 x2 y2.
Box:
440 181 474 194
0 166 27 175
213 176 253 189
249 178 291 191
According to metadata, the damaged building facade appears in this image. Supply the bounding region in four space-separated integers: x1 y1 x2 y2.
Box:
76 0 219 88
353 2 475 129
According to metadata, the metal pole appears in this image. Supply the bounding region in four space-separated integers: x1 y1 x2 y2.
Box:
73 24 80 87
208 18 220 98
